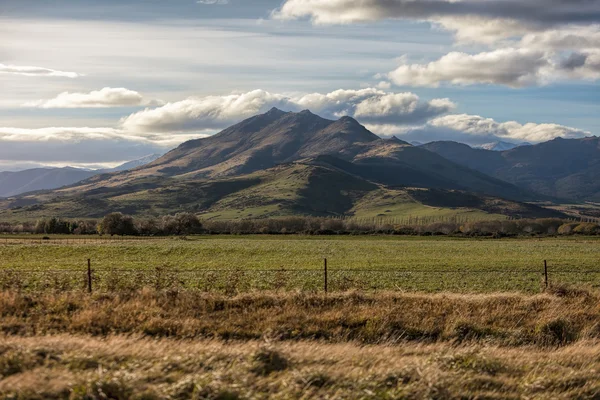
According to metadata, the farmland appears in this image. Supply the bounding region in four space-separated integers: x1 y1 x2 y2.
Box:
1 235 600 293
2 235 600 398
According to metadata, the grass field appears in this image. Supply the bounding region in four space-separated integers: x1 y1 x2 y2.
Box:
3 237 600 398
3 336 600 399
1 235 600 293
2 290 600 398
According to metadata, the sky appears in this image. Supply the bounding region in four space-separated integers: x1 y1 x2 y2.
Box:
1 0 599 170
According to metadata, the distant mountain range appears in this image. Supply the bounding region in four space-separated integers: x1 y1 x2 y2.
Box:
0 154 162 198
473 141 529 152
421 139 600 201
0 108 571 221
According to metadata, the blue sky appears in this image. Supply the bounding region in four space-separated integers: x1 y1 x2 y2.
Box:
1 0 599 170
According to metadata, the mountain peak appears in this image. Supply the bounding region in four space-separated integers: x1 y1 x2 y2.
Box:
264 107 288 117
338 115 358 124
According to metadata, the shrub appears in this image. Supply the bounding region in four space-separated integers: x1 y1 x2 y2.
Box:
573 222 600 235
558 223 579 235
161 213 202 235
99 213 137 236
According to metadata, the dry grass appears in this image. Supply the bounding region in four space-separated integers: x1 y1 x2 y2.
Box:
1 287 600 346
1 335 600 399
2 288 600 398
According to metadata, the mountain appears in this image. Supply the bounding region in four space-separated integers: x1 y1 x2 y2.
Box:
474 141 527 151
0 154 163 198
0 167 97 198
0 109 564 220
106 154 163 172
422 137 600 201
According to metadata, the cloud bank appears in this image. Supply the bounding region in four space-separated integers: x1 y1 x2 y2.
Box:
121 88 455 133
274 0 600 87
370 114 591 145
0 88 591 164
273 0 600 27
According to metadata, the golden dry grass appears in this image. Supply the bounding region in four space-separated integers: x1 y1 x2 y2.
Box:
1 335 600 399
2 288 600 398
1 287 599 346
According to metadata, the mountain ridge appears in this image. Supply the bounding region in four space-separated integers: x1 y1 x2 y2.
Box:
422 137 600 201
0 109 568 220
0 154 163 198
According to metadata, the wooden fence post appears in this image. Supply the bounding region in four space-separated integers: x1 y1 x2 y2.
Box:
544 260 548 289
324 258 328 293
87 259 93 293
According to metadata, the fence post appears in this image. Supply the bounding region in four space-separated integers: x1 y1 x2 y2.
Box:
87 259 93 293
544 260 548 289
324 258 328 293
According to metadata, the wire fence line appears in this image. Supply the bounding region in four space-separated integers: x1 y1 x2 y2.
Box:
0 236 168 245
1 259 599 294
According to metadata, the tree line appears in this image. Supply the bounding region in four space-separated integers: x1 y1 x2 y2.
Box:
0 213 599 236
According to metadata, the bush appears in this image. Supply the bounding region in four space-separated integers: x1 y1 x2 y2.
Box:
99 213 137 236
573 222 600 235
558 223 579 235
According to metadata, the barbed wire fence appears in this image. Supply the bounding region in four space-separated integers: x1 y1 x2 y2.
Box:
1 258 599 294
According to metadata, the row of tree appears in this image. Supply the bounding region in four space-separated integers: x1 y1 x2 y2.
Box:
0 214 599 236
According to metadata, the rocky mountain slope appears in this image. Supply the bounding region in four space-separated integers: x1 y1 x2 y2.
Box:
0 109 565 220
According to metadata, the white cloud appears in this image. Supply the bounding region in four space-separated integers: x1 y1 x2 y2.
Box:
24 87 162 109
274 1 600 88
121 90 293 133
273 0 600 27
0 127 179 164
352 93 455 124
388 48 551 87
387 45 600 87
520 25 600 51
433 17 539 45
0 63 79 78
413 114 592 144
122 88 455 133
0 126 207 148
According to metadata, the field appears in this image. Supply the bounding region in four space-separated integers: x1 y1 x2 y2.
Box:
1 235 600 293
2 235 600 398
2 289 600 398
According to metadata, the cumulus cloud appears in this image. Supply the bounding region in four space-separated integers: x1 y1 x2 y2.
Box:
0 63 79 78
388 48 552 87
352 93 455 124
429 114 591 143
273 0 600 27
520 25 600 51
275 1 600 88
121 90 293 133
375 114 592 145
388 46 600 87
24 87 162 109
122 88 455 133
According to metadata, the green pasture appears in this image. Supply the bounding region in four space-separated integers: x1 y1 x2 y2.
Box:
1 235 599 293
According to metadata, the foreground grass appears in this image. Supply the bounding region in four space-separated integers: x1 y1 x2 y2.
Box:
2 335 600 399
1 236 600 292
1 288 599 346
